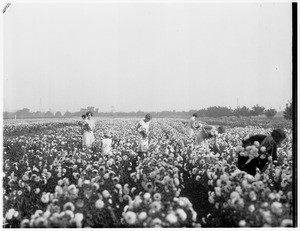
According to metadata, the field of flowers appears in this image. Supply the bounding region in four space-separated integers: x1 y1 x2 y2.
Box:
3 118 294 227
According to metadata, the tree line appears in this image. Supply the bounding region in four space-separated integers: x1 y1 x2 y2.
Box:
3 101 292 120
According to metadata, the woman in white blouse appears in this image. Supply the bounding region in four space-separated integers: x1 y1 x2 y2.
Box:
136 114 152 156
82 111 95 148
187 113 198 137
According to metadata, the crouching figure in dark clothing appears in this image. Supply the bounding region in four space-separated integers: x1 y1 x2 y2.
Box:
237 128 287 176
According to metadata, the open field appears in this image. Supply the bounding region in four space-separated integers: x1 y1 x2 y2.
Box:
3 118 294 227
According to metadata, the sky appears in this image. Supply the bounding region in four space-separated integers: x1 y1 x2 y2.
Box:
3 2 292 113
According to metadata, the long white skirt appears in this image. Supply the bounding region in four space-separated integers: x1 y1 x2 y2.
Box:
138 135 149 152
187 128 194 137
82 131 95 147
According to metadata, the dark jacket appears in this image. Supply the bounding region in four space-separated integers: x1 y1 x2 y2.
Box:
237 135 278 176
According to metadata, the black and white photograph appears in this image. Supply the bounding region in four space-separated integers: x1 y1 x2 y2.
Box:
2 0 296 228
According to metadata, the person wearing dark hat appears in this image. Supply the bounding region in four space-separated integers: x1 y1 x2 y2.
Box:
136 114 152 156
237 128 287 176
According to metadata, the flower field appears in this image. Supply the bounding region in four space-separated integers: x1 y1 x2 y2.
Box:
3 118 294 228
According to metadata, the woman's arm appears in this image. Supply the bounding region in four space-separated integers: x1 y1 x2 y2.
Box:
136 122 141 132
191 120 197 130
271 145 278 161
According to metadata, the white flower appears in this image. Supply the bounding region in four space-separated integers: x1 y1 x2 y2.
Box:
281 219 293 227
268 193 276 200
174 178 180 186
261 210 272 224
271 202 283 216
35 210 44 216
214 187 221 197
65 210 74 219
115 184 122 190
151 218 162 227
41 193 50 203
63 202 75 211
249 191 257 201
238 198 245 208
138 212 147 221
190 208 197 221
260 146 266 152
43 210 51 219
77 178 83 187
254 141 260 147
34 216 47 227
220 174 229 182
13 211 19 218
123 211 137 225
261 202 269 208
68 184 78 194
73 213 84 228
55 185 63 195
235 146 244 152
95 199 104 209
104 173 109 179
20 219 30 228
102 190 110 198
230 191 240 200
166 213 178 224
153 193 162 201
176 208 187 221
248 204 255 213
74 213 84 222
235 186 242 195
133 196 142 207
245 174 254 182
143 192 151 200
239 220 246 227
208 195 214 204
5 209 15 220
83 180 91 185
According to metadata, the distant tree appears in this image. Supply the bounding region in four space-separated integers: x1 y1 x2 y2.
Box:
250 104 265 116
283 100 292 120
55 111 62 117
45 111 54 117
33 111 44 117
205 106 233 117
234 106 251 117
264 108 277 119
16 108 31 117
64 111 72 117
188 109 197 115
197 109 207 117
86 106 99 116
3 112 13 119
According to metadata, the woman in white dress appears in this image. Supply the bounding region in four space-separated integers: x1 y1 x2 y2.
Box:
82 111 95 148
187 113 198 137
101 132 113 156
136 114 152 157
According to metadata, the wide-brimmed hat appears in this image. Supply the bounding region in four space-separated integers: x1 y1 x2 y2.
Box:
271 128 286 140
